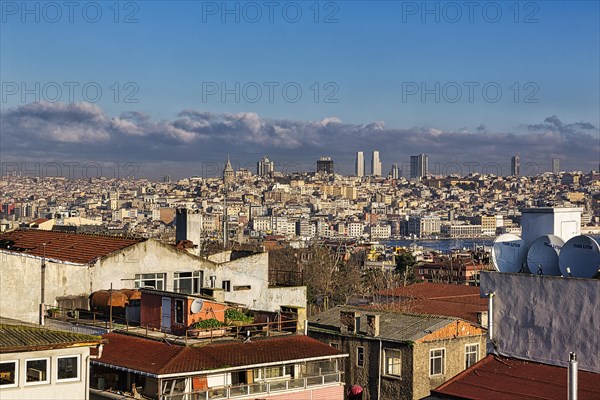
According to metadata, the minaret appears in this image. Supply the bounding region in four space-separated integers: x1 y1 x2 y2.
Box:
223 156 234 185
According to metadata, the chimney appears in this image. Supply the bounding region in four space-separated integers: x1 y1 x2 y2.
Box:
366 314 380 337
340 310 360 334
568 352 578 400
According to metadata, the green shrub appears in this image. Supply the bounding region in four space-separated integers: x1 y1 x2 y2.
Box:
192 318 223 329
225 308 254 324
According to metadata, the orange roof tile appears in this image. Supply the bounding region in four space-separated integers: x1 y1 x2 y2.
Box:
432 354 600 399
95 333 346 376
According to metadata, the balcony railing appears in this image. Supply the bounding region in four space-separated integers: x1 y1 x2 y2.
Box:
160 372 343 400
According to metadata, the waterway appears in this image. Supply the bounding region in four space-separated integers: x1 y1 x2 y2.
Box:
383 236 600 254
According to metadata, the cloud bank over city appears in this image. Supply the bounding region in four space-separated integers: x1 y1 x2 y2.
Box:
1 102 598 179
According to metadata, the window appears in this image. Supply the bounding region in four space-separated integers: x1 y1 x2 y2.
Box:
429 348 445 376
222 280 231 292
233 285 251 291
174 299 185 324
330 342 339 349
356 347 364 367
384 349 402 377
135 273 166 290
0 361 18 388
255 365 292 381
174 271 202 294
25 358 49 385
57 355 80 382
465 344 479 369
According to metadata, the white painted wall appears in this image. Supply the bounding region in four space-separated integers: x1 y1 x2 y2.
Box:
0 240 306 323
0 346 91 400
480 271 599 373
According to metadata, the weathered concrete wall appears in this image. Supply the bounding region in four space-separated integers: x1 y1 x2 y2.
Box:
0 242 305 323
412 333 486 400
0 346 91 400
307 331 414 400
480 271 600 373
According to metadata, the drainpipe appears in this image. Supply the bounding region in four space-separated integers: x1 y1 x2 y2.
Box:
568 352 578 400
86 344 104 400
486 293 495 341
377 339 382 400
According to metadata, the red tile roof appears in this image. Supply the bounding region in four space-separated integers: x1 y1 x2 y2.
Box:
374 282 487 324
96 333 346 376
0 229 144 264
377 282 483 299
432 354 600 400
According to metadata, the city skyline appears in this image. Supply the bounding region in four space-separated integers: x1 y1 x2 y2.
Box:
1 103 598 179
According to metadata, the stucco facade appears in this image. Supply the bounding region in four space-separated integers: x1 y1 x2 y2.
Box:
0 345 93 400
0 237 306 324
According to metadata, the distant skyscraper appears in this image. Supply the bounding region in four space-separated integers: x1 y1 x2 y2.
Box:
391 163 399 179
410 154 428 179
552 158 561 174
511 155 520 176
355 151 365 177
371 150 382 176
316 157 334 174
257 156 274 176
223 157 234 185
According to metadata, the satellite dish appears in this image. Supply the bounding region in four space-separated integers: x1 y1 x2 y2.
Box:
190 299 204 314
526 235 563 276
559 235 600 278
492 233 528 273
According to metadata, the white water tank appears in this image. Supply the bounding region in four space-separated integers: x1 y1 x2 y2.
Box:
520 207 582 248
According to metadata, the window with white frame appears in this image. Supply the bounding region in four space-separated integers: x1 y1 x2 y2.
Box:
255 365 292 381
173 271 202 294
174 299 185 324
384 349 402 377
429 348 445 376
465 343 479 369
25 358 49 384
134 273 166 290
57 355 80 382
0 360 18 387
356 347 365 367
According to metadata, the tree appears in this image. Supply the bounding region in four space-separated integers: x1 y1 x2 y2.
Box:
395 252 418 286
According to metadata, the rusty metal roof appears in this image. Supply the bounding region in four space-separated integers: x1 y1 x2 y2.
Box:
0 229 144 264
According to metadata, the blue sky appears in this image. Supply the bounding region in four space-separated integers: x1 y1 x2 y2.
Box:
1 1 599 177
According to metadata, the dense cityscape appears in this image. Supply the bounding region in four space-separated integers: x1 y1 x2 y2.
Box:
1 1 599 399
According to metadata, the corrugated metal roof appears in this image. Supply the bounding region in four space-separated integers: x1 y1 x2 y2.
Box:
0 324 103 353
95 333 347 376
0 229 144 264
309 306 454 343
432 354 600 399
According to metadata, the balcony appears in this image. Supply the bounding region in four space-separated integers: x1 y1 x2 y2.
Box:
160 371 343 400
